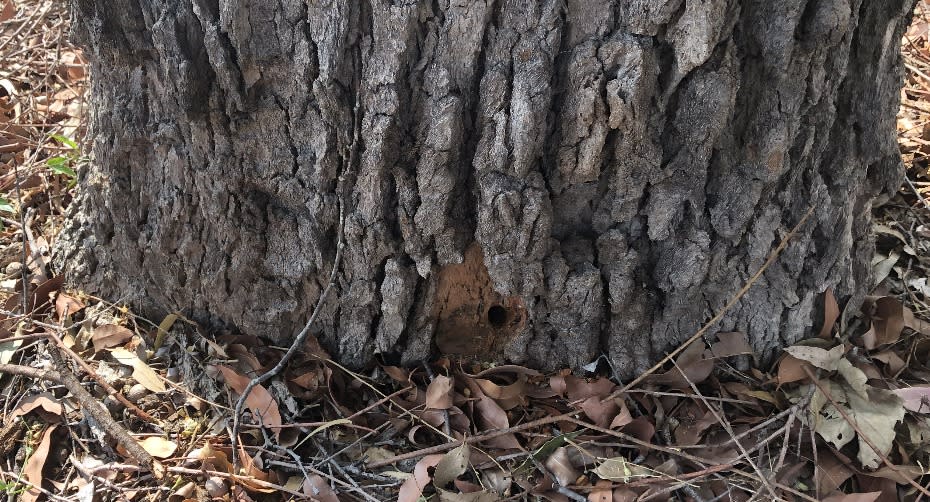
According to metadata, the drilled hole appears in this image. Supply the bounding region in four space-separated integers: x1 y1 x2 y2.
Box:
487 305 508 327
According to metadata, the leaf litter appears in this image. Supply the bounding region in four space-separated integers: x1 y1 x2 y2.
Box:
0 0 928 500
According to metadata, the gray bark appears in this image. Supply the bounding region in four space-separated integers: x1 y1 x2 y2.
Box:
58 0 915 376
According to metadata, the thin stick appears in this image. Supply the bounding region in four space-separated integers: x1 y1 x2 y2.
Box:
670 358 781 501
617 206 816 395
230 204 345 465
0 362 164 478
366 413 580 469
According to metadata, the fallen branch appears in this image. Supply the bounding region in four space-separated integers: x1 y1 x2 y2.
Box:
0 362 164 479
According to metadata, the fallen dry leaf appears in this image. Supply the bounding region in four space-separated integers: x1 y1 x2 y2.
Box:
777 354 814 385
217 365 282 432
544 447 579 486
820 288 840 339
0 0 14 23
710 331 754 358
592 457 655 483
397 454 444 502
426 375 454 409
92 324 134 352
302 475 339 502
784 344 845 371
110 347 166 392
646 341 714 388
22 424 56 502
892 385 930 413
433 444 470 490
10 392 63 421
137 437 178 458
54 292 84 320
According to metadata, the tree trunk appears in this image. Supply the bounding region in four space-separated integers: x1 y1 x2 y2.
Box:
58 0 915 376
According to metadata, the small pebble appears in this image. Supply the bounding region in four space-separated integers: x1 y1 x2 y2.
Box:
102 395 123 415
4 262 21 276
205 477 227 497
125 383 149 403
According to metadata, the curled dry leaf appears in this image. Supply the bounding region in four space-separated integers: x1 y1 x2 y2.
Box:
92 324 134 352
22 424 56 502
137 437 178 458
426 375 454 409
109 347 166 392
474 376 526 410
217 365 282 432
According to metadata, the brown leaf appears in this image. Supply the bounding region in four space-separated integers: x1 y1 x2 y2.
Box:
565 375 617 401
869 297 906 347
609 400 633 429
463 376 520 449
777 354 813 385
55 292 84 320
10 393 63 421
621 417 655 454
426 375 454 410
302 475 339 502
544 447 579 486
892 385 930 413
0 0 14 22
816 449 854 498
91 324 134 352
579 395 619 428
217 365 282 432
586 480 612 502
710 331 754 358
475 376 526 410
383 365 410 382
647 341 714 388
398 454 444 502
820 288 840 339
22 425 56 502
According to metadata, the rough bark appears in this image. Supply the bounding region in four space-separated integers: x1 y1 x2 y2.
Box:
59 0 915 376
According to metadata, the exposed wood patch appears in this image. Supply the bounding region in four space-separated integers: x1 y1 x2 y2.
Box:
433 243 527 360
